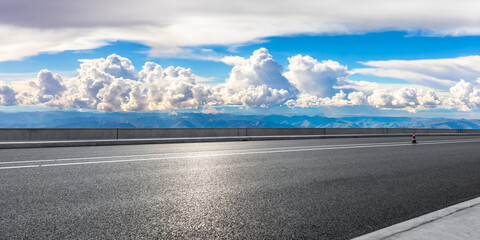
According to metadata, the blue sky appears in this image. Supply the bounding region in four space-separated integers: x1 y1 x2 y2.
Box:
1 0 480 117
2 31 479 80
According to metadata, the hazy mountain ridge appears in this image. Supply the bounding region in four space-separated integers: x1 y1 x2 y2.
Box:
1 111 480 129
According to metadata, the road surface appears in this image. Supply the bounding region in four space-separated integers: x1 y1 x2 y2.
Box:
1 136 480 239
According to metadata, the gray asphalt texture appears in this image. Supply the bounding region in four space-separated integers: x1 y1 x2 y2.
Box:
1 136 480 239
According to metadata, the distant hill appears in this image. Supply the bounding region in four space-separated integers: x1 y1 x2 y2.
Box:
1 111 480 129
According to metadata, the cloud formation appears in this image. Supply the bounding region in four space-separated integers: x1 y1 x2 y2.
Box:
367 88 442 113
30 70 66 104
13 54 212 111
0 84 17 105
1 0 480 61
2 48 480 113
223 48 294 90
8 49 296 111
445 80 480 111
284 54 349 97
218 48 294 108
286 91 357 108
354 56 480 90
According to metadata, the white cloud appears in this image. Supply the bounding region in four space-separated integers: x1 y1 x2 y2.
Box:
0 25 110 61
282 54 360 108
418 90 443 109
338 79 435 95
19 70 67 107
6 50 296 111
2 0 480 61
284 55 349 97
4 49 480 113
350 55 480 112
95 79 140 112
444 80 480 111
0 84 17 105
201 106 224 114
138 63 212 110
215 48 295 108
221 56 247 66
354 55 480 90
286 91 367 108
81 57 213 111
216 84 291 108
79 54 137 80
367 87 442 112
223 48 294 91
10 54 214 111
282 54 444 112
348 91 368 105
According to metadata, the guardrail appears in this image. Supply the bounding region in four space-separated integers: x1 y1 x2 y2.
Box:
0 128 479 142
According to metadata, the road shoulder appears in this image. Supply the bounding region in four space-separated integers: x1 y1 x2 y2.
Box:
353 197 480 240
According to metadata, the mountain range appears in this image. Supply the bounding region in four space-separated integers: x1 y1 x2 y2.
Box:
1 111 480 129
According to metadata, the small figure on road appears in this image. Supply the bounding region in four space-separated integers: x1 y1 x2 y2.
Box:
412 133 417 144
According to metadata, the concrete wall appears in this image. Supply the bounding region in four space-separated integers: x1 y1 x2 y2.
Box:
0 129 30 141
118 128 242 139
0 128 117 141
245 128 325 136
325 128 386 135
0 128 479 141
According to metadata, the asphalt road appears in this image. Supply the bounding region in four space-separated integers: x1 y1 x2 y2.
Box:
1 136 480 239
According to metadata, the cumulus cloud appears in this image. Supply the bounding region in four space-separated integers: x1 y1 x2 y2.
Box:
201 106 224 114
79 53 137 80
223 48 294 91
215 84 291 108
2 0 480 61
348 91 368 105
5 49 480 113
80 56 213 111
367 88 442 112
11 54 214 112
216 48 295 108
282 54 363 108
286 91 368 108
6 50 296 111
282 54 376 109
18 70 67 107
284 54 349 97
444 80 480 111
0 84 17 105
65 54 138 110
137 63 212 111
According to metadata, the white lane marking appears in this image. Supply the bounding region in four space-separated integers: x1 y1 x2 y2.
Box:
0 141 416 165
0 165 39 169
2 138 479 166
2 138 480 170
0 144 337 165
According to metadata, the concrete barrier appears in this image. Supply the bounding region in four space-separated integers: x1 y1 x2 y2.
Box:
118 128 242 139
246 128 325 136
325 128 385 135
1 128 480 142
386 128 429 134
0 128 117 141
0 129 30 141
459 129 480 133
